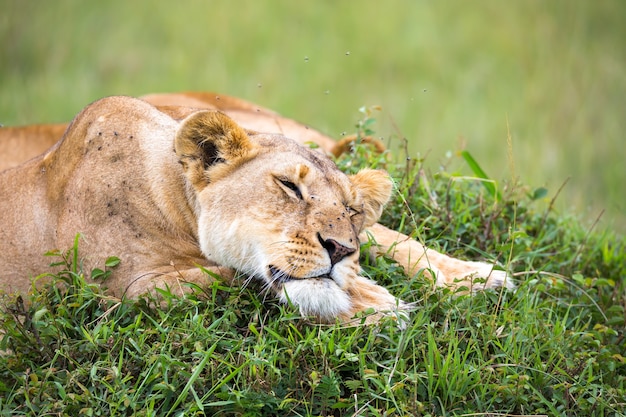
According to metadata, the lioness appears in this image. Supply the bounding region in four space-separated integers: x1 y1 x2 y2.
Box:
0 93 513 323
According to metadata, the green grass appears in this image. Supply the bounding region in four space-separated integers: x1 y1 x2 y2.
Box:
1 3 625 414
2 121 624 415
1 0 625 233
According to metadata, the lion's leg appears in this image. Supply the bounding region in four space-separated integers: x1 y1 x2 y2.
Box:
364 223 514 291
122 265 236 300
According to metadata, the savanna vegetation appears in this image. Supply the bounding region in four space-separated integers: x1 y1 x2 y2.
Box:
1 113 624 416
1 1 624 416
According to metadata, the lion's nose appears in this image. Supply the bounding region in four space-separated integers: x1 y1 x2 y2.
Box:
318 234 356 266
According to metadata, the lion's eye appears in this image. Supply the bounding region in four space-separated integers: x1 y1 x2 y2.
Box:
278 179 303 200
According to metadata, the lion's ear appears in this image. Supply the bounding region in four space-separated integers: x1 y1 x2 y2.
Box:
175 111 258 188
349 169 393 228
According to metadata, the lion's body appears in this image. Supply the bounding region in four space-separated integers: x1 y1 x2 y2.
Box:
0 93 512 323
1 98 206 296
0 124 67 172
0 92 371 172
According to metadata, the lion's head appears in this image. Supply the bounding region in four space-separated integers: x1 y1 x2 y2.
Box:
174 111 394 320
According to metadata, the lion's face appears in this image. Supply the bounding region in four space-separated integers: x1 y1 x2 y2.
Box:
175 111 392 321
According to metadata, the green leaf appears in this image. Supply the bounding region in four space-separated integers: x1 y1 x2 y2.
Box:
91 268 106 280
531 187 549 200
331 401 352 409
105 256 121 268
460 150 501 199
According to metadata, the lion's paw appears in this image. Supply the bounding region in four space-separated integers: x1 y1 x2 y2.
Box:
437 259 515 291
341 276 412 327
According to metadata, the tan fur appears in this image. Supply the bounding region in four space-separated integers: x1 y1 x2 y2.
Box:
0 92 373 171
0 92 513 324
0 124 67 171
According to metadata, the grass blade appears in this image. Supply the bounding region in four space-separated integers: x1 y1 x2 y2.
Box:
461 150 501 200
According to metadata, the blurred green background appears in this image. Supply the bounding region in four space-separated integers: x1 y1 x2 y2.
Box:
2 0 624 233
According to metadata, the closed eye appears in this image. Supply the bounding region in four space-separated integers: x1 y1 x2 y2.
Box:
278 179 303 200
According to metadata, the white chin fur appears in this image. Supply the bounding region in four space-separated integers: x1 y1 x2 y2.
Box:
280 279 351 321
